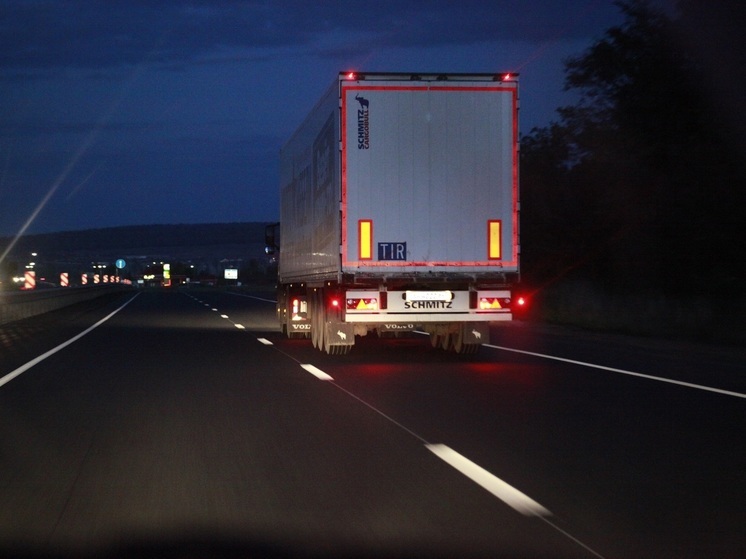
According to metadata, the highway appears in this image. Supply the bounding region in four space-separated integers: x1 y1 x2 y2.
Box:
1 289 744 558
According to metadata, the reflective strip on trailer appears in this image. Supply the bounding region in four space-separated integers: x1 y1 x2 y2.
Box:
488 220 502 260
359 219 373 260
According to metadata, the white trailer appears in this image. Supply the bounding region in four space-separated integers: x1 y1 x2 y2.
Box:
271 72 520 354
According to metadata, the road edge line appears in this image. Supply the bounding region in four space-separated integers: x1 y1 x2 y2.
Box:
485 344 745 399
0 293 140 388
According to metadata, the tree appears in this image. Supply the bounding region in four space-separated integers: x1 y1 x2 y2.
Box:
521 0 745 297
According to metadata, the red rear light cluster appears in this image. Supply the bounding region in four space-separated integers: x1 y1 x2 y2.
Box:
291 298 308 319
346 298 378 311
479 297 511 310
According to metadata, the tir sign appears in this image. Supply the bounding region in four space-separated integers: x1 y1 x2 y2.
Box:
378 242 406 261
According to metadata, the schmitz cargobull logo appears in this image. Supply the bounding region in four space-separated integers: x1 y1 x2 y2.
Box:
355 94 369 149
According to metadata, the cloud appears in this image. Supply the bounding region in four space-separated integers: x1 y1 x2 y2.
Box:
1 1 621 71
0 0 629 235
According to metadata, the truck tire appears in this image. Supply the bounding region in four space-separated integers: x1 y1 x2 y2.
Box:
453 331 480 354
311 290 322 349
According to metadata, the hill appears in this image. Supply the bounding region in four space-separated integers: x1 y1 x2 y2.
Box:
0 223 275 285
1 223 271 261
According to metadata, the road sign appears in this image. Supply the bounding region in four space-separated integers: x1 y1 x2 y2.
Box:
115 259 126 269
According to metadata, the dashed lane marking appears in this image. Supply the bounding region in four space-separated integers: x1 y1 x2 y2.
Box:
300 363 334 381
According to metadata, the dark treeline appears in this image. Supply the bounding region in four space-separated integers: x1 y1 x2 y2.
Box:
521 0 744 310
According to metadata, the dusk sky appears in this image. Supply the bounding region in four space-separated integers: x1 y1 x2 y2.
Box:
2 1 641 237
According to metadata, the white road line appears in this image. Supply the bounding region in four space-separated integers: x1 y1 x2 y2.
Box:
300 364 334 381
220 314 229 319
234 324 245 330
0 293 140 389
267 335 605 556
288 356 604 556
425 444 551 517
486 344 746 399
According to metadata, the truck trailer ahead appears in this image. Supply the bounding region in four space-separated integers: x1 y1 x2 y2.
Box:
270 72 520 354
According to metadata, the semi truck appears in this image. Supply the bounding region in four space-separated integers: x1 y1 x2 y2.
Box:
268 72 520 354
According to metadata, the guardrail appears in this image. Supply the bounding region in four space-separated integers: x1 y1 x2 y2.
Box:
0 285 131 325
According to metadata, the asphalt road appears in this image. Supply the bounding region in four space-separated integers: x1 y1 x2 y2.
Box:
1 289 744 558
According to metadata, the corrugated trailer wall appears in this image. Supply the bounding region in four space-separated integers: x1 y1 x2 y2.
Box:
279 81 341 284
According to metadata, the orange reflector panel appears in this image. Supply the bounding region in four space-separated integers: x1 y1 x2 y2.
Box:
488 220 502 259
359 219 373 260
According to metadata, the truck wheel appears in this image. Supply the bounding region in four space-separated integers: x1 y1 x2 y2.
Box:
276 290 287 334
440 333 453 350
311 291 322 349
430 332 452 350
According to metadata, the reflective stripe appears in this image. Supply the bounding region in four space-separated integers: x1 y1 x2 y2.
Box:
359 219 373 260
488 220 502 259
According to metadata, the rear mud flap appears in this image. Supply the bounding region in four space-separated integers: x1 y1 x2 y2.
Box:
462 323 489 344
325 322 355 346
287 321 312 336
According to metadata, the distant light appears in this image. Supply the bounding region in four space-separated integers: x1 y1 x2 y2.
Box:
346 72 356 80
517 296 526 306
502 73 512 81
